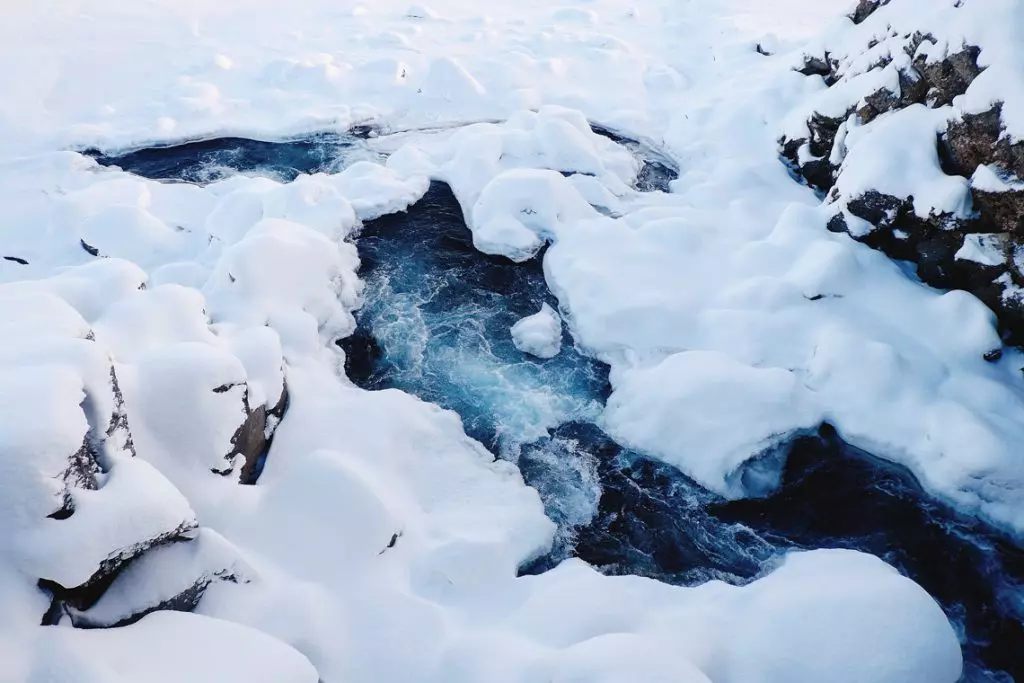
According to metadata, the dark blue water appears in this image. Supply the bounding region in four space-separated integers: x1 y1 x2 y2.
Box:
85 129 375 184
90 135 1022 683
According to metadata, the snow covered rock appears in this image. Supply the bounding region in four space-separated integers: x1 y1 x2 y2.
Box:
66 529 251 628
511 304 563 359
784 0 1024 342
602 351 823 499
28 611 318 683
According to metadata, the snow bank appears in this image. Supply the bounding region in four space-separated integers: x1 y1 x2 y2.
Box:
512 304 563 359
28 611 318 683
507 549 960 683
604 351 822 498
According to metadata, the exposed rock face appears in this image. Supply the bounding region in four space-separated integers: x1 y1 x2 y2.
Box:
229 383 289 485
782 1 1024 344
40 523 198 620
850 0 891 24
63 528 250 629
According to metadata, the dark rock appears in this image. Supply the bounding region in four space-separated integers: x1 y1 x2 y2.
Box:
105 367 136 459
946 104 1024 178
984 348 1003 362
915 230 965 287
945 106 1024 236
850 0 890 24
232 383 288 485
797 54 833 81
38 523 197 614
799 157 837 192
80 240 100 257
973 181 1024 238
47 439 101 520
2 255 29 265
68 578 211 629
827 212 849 233
858 87 900 124
847 190 907 227
807 111 847 158
916 45 983 107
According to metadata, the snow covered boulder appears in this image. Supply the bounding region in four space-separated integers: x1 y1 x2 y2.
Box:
125 342 283 483
66 528 252 628
602 351 823 499
470 169 598 261
94 284 288 484
0 284 200 622
722 549 963 683
511 304 563 359
28 611 318 683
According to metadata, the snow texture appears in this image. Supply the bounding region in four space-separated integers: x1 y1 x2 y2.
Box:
511 304 563 359
5 0 1022 680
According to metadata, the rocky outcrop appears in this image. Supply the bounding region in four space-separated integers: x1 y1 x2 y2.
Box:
850 0 890 24
40 523 198 622
63 528 250 629
782 0 1024 344
219 382 289 485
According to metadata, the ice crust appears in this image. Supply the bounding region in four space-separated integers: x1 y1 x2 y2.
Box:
6 0 1023 680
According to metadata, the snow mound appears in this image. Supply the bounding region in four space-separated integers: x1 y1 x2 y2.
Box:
603 351 823 498
511 303 563 359
28 611 318 683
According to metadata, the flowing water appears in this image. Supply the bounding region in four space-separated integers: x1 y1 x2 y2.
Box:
95 134 1024 683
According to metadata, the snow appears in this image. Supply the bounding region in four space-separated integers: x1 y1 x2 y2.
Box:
603 351 823 499
511 304 563 359
73 528 250 627
972 164 1024 193
956 233 1008 267
1 0 1018 680
831 105 973 221
28 611 318 683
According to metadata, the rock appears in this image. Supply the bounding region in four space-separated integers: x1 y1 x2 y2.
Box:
846 191 907 228
232 383 288 485
974 186 1024 237
916 45 982 107
946 104 1024 180
65 528 250 628
850 0 890 24
797 54 834 82
40 522 198 618
783 24 1024 342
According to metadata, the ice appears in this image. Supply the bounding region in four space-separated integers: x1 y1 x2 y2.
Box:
511 303 563 359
